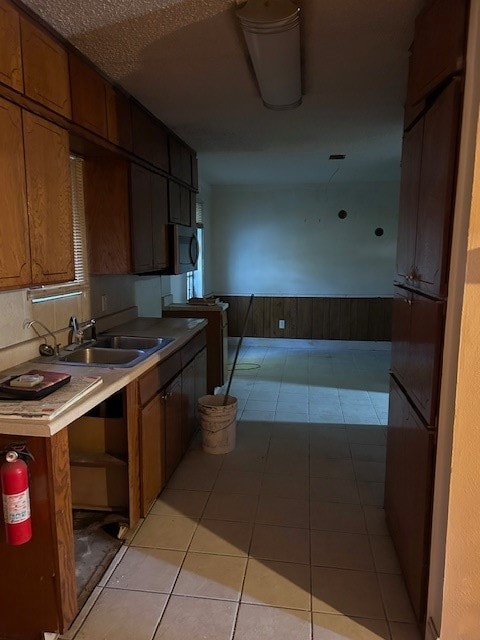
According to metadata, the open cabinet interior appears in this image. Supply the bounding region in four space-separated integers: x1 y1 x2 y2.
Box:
68 391 129 607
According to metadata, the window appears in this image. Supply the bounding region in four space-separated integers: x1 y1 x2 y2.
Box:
28 155 89 305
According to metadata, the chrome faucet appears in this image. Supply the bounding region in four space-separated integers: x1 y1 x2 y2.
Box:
68 316 96 346
23 319 61 356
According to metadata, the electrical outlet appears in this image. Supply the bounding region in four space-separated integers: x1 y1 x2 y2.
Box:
279 319 285 329
101 294 108 312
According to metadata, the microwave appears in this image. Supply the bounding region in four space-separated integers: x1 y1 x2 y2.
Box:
166 224 199 274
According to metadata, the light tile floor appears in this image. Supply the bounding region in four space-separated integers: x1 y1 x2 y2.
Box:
62 339 422 640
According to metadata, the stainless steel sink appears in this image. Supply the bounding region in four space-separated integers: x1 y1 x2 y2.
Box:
59 347 145 366
94 336 170 351
56 335 174 367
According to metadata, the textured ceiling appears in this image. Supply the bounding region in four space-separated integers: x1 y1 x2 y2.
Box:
20 0 424 185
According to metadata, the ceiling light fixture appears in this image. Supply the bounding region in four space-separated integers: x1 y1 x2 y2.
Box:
236 0 302 110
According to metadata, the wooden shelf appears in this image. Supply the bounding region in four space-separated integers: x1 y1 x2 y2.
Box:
69 452 127 468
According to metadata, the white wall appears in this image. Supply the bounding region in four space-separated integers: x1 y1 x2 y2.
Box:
210 182 399 297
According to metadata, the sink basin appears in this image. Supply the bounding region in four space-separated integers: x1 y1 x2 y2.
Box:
56 335 174 367
59 347 145 366
94 336 170 351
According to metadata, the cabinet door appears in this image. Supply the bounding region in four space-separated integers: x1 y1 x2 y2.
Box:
390 287 412 391
414 80 461 297
23 111 74 284
0 97 30 288
69 53 108 138
105 85 132 151
181 360 196 454
140 393 165 516
165 375 182 481
21 18 71 117
409 0 468 105
180 185 192 226
168 180 181 224
195 347 207 403
151 172 169 270
131 104 169 171
131 163 154 273
385 377 435 623
395 118 423 285
409 293 445 425
191 152 198 190
84 156 131 274
0 0 22 92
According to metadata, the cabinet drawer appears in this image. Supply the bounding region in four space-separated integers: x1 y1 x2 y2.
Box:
180 329 206 368
139 352 181 405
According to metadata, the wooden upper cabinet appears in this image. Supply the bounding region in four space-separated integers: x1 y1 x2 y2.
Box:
169 136 191 184
21 17 71 117
84 156 131 274
130 164 169 273
106 85 132 151
409 0 468 105
0 0 23 92
168 181 192 226
415 79 461 297
23 111 74 284
69 53 108 138
131 103 169 172
151 172 169 271
396 117 423 285
191 152 198 190
131 163 153 273
0 97 30 289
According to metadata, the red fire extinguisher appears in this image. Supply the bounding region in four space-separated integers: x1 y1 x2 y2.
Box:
1 450 32 545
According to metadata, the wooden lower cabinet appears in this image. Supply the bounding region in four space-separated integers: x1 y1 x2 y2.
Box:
385 376 436 623
140 392 165 515
164 374 183 482
0 430 77 640
138 330 207 515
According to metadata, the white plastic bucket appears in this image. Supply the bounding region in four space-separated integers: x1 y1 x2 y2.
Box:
198 394 237 454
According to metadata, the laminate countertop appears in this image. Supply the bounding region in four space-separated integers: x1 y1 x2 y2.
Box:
0 317 207 438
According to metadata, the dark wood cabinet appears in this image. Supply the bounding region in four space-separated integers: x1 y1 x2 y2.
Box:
414 80 462 297
169 135 192 184
0 0 22 92
21 17 71 117
391 287 445 425
164 374 182 481
130 163 169 273
131 103 169 172
387 0 468 628
69 53 108 138
0 96 30 289
385 377 436 623
168 180 193 226
84 156 132 274
164 304 228 393
105 85 132 151
408 0 468 106
23 111 74 285
396 79 462 297
140 393 165 515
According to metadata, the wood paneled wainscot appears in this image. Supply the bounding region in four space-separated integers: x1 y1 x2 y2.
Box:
0 0 23 92
223 296 392 341
20 16 71 117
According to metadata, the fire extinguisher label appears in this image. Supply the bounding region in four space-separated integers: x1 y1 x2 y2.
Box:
2 489 31 524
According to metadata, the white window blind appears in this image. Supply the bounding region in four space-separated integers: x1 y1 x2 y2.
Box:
196 200 204 227
28 155 89 303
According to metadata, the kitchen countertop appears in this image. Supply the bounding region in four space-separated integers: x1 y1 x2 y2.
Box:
0 317 207 438
165 301 228 312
